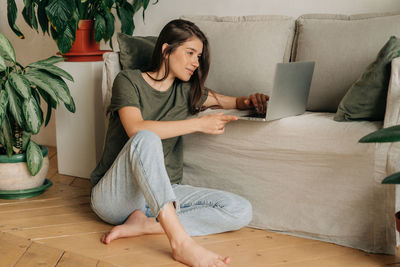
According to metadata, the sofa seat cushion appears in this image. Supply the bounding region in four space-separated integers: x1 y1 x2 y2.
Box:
293 12 400 112
185 110 382 155
181 15 295 98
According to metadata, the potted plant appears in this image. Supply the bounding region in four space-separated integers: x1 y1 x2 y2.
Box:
0 33 75 199
7 0 159 60
359 124 400 231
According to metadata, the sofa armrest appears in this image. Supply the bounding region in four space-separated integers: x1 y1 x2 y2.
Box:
384 57 400 128
102 52 121 111
384 57 400 181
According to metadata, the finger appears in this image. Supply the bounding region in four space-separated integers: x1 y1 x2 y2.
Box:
250 94 258 108
221 115 238 121
255 93 263 113
261 94 268 113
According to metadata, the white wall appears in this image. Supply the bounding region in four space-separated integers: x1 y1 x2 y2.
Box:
131 0 400 36
1 0 400 147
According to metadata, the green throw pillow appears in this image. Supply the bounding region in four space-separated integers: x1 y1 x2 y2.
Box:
334 36 400 121
117 32 157 70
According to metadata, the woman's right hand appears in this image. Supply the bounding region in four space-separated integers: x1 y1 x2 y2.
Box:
198 112 238 134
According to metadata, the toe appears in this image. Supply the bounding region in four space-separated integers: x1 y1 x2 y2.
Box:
223 256 230 264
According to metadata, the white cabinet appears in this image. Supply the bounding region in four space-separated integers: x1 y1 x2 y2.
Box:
55 61 106 179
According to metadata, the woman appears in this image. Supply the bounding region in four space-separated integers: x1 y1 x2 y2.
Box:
90 19 268 267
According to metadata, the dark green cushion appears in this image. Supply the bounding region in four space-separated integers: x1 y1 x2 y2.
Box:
117 32 157 70
334 36 400 121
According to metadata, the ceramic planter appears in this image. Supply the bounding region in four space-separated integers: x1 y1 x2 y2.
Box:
0 146 49 191
62 20 110 62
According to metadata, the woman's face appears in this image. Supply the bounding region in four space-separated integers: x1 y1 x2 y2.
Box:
166 37 203 82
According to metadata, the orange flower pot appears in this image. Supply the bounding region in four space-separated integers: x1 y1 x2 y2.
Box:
62 20 111 62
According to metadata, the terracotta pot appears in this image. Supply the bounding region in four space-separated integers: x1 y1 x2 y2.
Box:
69 20 100 53
62 20 111 62
0 146 49 191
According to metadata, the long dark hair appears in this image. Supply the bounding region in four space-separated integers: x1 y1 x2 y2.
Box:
144 19 210 115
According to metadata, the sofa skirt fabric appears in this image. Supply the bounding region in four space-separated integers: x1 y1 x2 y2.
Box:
182 112 395 253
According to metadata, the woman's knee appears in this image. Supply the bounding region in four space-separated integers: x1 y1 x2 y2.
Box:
221 192 253 229
234 196 253 227
130 130 162 151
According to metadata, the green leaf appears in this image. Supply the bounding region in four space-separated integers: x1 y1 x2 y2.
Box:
22 96 43 134
29 63 74 81
104 11 115 41
25 69 72 106
22 0 39 31
33 56 65 65
116 4 134 35
43 95 52 126
359 125 400 143
5 81 24 128
382 172 400 184
56 23 75 54
64 96 76 113
22 131 31 151
94 14 107 43
7 0 25 39
1 115 13 157
8 72 32 99
45 0 73 33
26 140 43 175
0 55 6 72
37 87 57 109
142 0 150 21
0 33 16 62
103 0 114 9
133 0 142 13
0 89 9 126
31 87 41 106
24 70 59 104
37 0 50 34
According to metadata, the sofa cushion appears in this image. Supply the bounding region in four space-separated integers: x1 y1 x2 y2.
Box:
334 36 400 122
181 15 295 97
117 32 157 70
292 12 400 112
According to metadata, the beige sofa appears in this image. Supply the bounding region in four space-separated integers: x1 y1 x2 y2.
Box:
102 12 400 254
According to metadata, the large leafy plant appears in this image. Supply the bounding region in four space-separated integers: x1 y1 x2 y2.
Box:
359 125 400 183
0 33 75 175
7 0 159 53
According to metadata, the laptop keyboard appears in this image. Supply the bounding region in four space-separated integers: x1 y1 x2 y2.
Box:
242 112 266 118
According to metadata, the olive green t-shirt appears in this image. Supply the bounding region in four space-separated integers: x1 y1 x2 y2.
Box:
90 69 208 186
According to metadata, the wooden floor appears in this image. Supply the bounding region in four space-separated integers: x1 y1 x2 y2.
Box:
1 147 400 267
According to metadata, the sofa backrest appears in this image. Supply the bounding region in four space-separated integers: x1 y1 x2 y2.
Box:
103 12 400 115
292 12 400 112
181 15 295 98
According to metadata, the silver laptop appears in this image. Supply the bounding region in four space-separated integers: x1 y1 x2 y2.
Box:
230 61 315 122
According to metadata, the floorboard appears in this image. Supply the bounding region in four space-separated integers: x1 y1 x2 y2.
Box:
0 146 399 267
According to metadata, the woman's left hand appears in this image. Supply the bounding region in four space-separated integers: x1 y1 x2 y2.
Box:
236 93 270 113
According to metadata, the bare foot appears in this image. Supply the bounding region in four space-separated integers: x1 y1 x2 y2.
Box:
101 210 164 244
171 236 230 267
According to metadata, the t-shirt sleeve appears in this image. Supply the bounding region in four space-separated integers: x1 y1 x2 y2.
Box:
107 71 140 115
200 87 209 107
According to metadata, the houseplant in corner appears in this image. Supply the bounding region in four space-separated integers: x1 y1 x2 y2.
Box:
359 124 400 230
7 0 159 60
0 33 75 199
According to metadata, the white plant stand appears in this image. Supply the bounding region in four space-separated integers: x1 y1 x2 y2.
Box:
55 61 106 179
